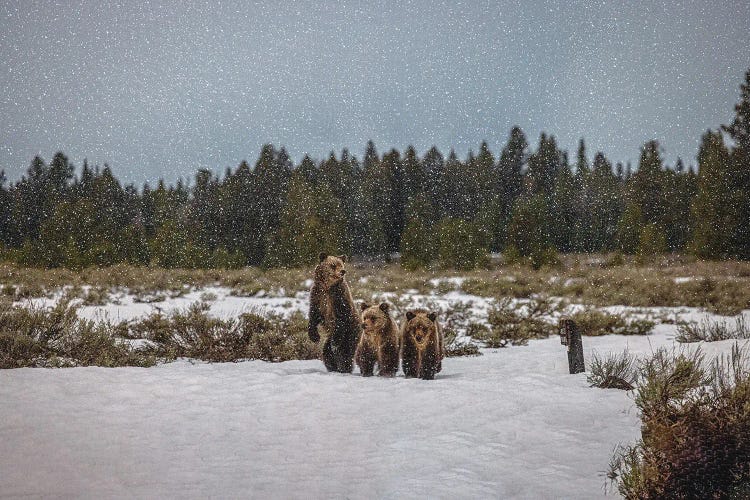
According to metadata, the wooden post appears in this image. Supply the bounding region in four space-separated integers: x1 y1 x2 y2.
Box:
559 317 585 374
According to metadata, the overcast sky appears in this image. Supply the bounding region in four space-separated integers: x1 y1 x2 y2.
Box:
1 1 749 184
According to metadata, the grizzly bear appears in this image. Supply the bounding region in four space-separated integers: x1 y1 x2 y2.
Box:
308 253 361 373
400 309 444 380
355 302 400 377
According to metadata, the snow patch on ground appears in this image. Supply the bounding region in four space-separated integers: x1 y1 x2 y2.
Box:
4 286 750 498
429 276 467 288
673 276 696 284
9 330 744 498
13 286 308 323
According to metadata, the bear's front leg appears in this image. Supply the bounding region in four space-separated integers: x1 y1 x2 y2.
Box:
308 303 323 343
356 346 376 377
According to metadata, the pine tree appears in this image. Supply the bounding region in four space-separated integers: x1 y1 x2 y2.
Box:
422 146 445 222
575 138 590 176
400 194 438 270
495 127 527 248
357 142 389 258
190 169 222 251
474 141 496 206
14 156 49 241
223 160 254 263
506 193 556 268
297 154 318 185
401 145 426 202
723 69 750 155
722 68 750 258
690 131 736 258
550 158 577 252
630 140 666 226
319 149 360 251
0 171 14 247
588 152 622 251
527 133 562 196
661 159 696 252
436 218 488 270
264 174 346 267
441 149 462 219
616 202 643 255
249 144 291 264
380 149 404 252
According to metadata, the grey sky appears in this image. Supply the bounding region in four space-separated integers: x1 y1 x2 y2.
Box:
1 1 749 184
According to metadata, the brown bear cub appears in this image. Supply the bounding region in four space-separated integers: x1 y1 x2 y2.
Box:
308 253 361 373
355 302 400 377
400 309 444 380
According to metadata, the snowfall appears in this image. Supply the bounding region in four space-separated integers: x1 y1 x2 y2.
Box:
2 284 749 499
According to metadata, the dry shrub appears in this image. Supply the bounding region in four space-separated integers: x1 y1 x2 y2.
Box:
0 301 154 368
676 316 750 343
2 299 320 368
608 344 750 498
443 323 482 357
587 350 638 390
475 297 559 347
128 304 320 363
571 309 655 336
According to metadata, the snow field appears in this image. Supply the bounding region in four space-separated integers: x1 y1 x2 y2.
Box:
3 283 749 498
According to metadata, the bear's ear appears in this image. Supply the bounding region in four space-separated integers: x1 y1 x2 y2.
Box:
406 311 416 322
379 302 390 313
319 252 328 262
428 312 437 322
360 302 370 311
338 254 347 263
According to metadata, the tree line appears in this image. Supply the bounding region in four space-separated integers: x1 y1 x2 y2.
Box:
1 70 748 270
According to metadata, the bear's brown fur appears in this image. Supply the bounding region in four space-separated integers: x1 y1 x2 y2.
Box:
355 302 399 377
400 309 444 380
308 253 361 373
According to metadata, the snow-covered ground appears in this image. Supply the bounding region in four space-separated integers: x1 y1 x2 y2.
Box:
3 284 749 498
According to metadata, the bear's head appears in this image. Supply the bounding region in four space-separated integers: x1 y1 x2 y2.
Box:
315 253 348 288
404 310 438 350
360 302 391 334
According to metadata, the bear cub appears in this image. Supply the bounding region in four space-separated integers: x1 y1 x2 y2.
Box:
355 302 400 377
400 309 444 380
308 253 361 373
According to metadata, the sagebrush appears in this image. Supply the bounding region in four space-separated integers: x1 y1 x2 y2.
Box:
608 344 750 498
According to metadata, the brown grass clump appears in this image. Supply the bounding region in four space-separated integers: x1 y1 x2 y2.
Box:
2 256 750 315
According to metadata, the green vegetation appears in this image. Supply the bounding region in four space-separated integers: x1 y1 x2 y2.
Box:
1 69 749 270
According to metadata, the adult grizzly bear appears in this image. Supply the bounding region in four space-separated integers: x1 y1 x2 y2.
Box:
400 309 444 380
308 253 361 373
356 302 399 377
